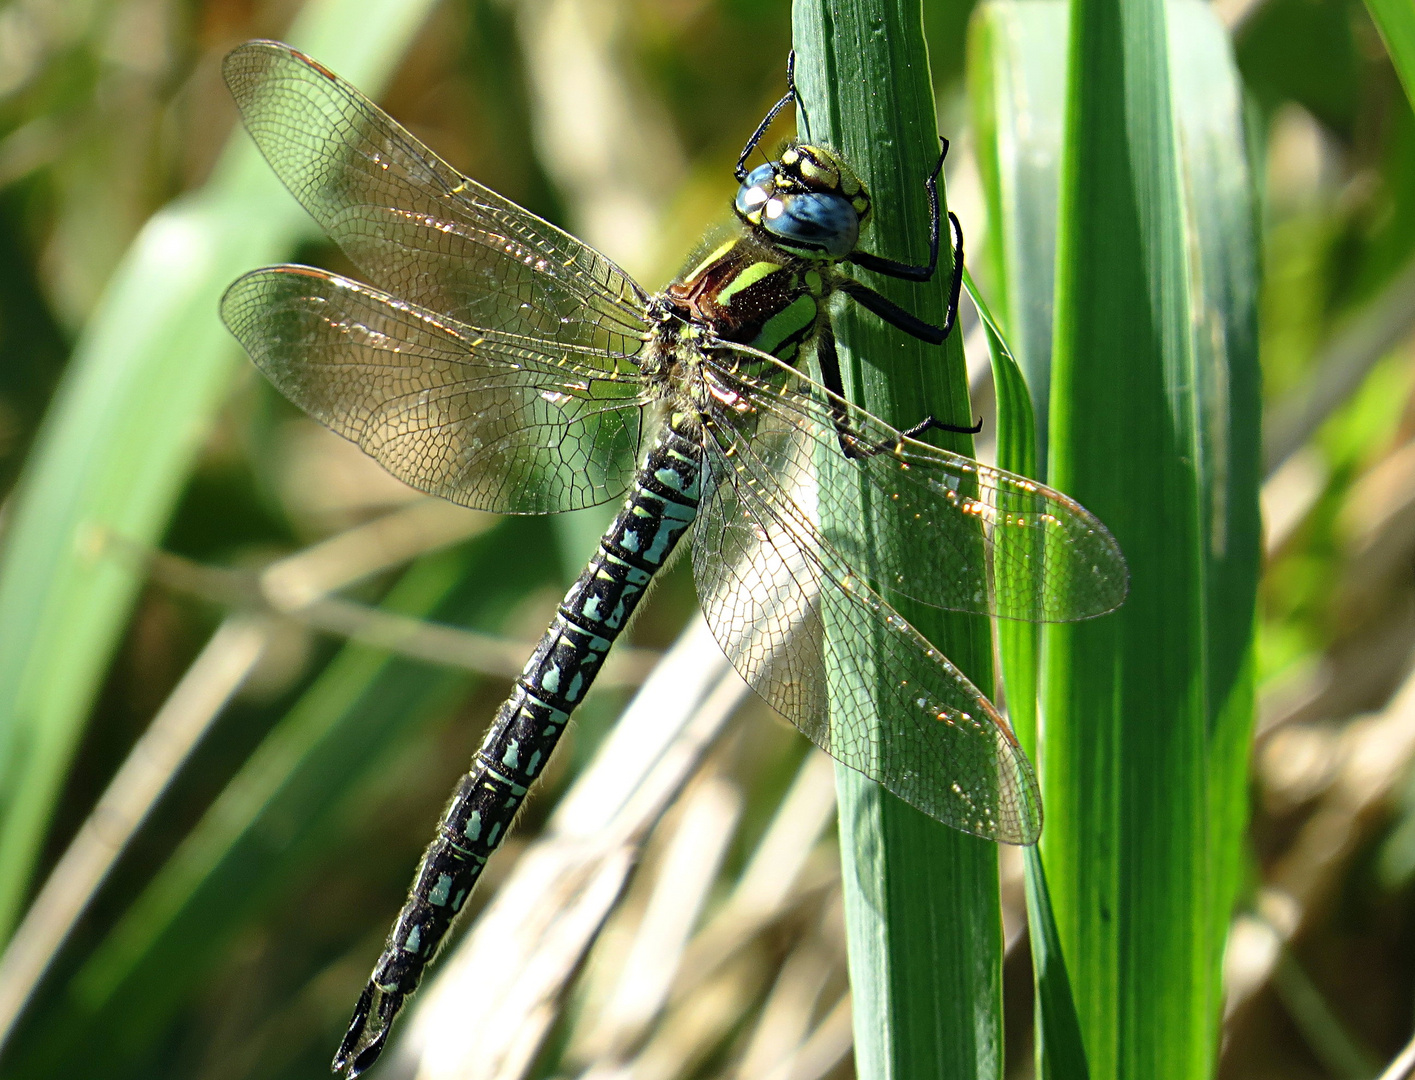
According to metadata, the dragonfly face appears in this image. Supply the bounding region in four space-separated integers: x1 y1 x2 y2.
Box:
661 147 889 394
734 145 869 259
219 40 1128 1077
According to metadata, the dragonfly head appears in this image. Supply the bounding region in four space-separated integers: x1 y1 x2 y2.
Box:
733 144 871 262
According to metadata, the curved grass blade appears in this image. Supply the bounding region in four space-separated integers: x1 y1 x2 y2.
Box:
963 268 1042 747
966 268 1090 1080
966 2 1070 469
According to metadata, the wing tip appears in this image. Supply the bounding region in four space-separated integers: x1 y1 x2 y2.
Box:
997 740 1044 846
1095 532 1131 617
1056 517 1130 622
223 40 339 113
223 39 286 95
1000 818 1044 847
219 264 344 335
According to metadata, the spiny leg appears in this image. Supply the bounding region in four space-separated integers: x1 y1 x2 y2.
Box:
736 51 805 181
837 207 966 346
848 138 950 282
814 321 979 461
837 275 946 346
839 133 966 344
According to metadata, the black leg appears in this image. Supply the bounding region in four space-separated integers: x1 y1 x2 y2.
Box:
736 51 802 182
943 210 965 340
814 321 869 458
835 211 964 345
899 413 983 440
847 138 951 282
816 322 981 460
836 277 945 345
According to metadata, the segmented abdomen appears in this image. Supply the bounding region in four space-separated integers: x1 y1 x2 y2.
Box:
335 419 703 1074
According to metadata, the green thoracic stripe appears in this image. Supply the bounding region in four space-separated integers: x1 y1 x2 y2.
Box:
682 238 738 287
717 260 787 305
753 294 818 357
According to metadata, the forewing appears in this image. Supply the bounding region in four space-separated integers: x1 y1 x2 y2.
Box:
222 266 645 513
692 407 1042 844
703 348 1128 622
223 41 648 352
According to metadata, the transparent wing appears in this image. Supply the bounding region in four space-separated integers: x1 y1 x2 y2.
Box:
692 405 1042 843
701 346 1128 622
222 266 647 513
223 41 648 355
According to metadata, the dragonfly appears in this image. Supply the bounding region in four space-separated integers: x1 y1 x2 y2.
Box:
220 41 1127 1077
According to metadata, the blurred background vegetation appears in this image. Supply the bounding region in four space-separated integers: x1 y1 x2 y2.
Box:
0 0 1412 1078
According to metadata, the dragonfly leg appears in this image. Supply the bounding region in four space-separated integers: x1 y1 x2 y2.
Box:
897 412 983 441
848 139 951 282
836 208 965 345
836 277 943 345
736 51 802 181
815 322 980 460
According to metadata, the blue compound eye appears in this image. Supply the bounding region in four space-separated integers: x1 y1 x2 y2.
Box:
762 190 860 259
734 163 778 219
744 163 775 187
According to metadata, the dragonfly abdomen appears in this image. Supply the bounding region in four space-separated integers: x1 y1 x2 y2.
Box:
334 422 702 1076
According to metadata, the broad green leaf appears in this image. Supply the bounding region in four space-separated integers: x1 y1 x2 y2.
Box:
970 0 1262 1077
1046 1 1208 1074
971 0 1259 1076
1167 5 1263 1045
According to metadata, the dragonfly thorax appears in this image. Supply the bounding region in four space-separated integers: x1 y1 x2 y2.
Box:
640 296 713 405
733 144 871 261
664 234 825 371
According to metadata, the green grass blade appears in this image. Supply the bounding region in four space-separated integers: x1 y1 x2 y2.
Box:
792 4 1002 1078
1366 0 1415 109
1046 0 1208 1069
966 1 1070 469
1024 846 1091 1080
1165 4 1263 1045
0 0 440 942
971 0 1261 1072
963 269 1039 749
